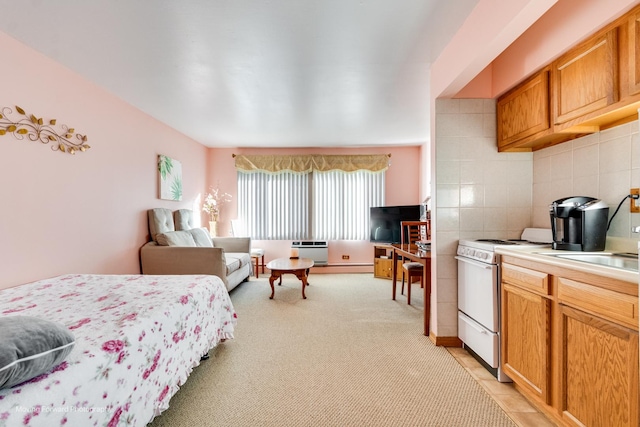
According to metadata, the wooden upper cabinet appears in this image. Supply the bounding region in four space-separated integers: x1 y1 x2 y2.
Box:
628 8 640 95
496 5 640 151
552 28 619 126
497 68 550 150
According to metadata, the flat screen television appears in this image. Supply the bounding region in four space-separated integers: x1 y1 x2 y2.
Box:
369 205 421 244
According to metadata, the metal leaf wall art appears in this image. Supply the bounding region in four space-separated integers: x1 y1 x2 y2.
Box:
0 105 90 155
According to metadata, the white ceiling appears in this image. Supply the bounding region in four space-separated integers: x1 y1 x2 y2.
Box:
0 0 480 148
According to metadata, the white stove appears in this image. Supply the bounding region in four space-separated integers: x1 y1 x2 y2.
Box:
456 228 552 382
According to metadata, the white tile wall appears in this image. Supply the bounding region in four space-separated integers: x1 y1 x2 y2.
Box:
433 98 533 338
432 100 640 341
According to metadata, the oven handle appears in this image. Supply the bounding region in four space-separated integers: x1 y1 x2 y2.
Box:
459 315 488 334
455 256 494 270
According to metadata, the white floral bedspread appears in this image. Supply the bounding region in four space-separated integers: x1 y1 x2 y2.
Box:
0 274 236 427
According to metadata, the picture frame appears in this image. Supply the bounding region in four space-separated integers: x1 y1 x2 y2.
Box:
158 154 183 201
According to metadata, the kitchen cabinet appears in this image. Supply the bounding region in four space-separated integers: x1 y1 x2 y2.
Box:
497 68 552 151
501 263 552 403
558 304 638 427
497 3 640 152
552 29 619 127
501 281 552 403
499 255 639 427
627 8 640 95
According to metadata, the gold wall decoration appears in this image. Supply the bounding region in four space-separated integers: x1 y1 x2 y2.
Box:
0 105 90 155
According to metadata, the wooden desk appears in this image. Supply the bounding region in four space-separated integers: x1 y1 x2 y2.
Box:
391 244 432 336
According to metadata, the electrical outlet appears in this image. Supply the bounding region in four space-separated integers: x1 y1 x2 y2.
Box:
631 188 640 213
342 255 350 260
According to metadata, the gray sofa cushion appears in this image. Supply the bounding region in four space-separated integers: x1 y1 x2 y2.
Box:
156 230 197 247
174 209 196 231
225 252 252 275
188 228 213 247
0 316 75 389
148 208 175 242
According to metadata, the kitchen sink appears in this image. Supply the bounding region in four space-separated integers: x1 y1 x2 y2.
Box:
537 252 639 272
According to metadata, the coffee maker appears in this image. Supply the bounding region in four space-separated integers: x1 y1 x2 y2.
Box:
549 196 609 251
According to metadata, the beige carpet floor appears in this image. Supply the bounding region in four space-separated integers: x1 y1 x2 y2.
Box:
148 273 516 427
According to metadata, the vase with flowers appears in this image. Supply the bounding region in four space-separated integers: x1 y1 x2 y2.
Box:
202 187 232 237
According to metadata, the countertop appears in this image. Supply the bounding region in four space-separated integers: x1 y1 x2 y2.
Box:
495 245 639 284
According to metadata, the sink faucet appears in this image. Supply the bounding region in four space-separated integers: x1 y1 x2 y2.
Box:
633 226 640 233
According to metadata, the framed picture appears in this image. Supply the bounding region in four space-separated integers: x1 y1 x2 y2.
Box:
158 154 183 201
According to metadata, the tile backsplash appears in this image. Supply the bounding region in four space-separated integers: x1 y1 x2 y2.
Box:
533 120 640 239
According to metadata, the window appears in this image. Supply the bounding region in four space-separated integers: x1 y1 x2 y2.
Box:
313 170 385 240
237 171 310 240
237 169 385 240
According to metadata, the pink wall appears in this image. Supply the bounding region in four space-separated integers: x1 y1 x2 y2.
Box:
491 0 639 97
0 33 208 289
206 146 421 272
447 0 640 99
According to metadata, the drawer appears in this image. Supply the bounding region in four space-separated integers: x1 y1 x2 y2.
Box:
501 263 549 295
558 277 638 330
458 312 499 368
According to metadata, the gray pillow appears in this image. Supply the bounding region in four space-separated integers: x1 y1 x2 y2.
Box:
156 230 197 247
0 316 75 389
188 227 213 247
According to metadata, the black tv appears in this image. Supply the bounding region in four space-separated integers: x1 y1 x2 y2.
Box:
369 205 421 244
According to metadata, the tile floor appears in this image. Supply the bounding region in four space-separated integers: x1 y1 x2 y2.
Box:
447 347 558 427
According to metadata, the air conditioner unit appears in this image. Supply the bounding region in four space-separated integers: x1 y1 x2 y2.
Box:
291 241 328 266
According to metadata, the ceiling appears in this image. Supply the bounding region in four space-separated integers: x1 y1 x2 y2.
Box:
0 0 480 148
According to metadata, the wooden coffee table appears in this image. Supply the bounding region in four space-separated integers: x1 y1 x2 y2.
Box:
266 257 314 299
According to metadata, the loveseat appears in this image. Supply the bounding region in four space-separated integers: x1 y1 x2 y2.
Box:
140 208 252 291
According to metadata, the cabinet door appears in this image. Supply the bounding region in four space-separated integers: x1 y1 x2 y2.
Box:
497 68 550 150
374 258 392 279
553 28 619 125
501 282 552 403
559 305 639 427
629 9 640 95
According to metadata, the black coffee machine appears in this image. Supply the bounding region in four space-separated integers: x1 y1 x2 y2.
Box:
549 196 609 251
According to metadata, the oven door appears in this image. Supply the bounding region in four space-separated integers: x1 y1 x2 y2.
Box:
455 255 499 331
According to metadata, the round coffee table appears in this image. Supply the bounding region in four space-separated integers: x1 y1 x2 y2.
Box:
266 257 314 299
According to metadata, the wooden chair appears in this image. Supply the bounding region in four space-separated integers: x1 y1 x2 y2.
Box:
400 220 430 305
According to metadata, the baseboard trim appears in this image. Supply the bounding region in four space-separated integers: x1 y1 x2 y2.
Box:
429 332 462 347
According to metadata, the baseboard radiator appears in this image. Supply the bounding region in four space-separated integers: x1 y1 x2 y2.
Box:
291 241 328 266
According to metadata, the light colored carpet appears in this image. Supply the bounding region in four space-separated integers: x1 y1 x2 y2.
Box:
148 273 516 427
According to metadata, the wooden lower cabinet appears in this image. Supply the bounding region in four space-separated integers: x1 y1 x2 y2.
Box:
559 305 639 427
373 245 403 280
500 257 639 427
374 258 401 279
502 282 552 403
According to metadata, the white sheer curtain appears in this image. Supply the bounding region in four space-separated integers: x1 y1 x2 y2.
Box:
237 171 310 240
313 170 385 240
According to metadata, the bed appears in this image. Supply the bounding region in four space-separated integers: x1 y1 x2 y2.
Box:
0 273 237 426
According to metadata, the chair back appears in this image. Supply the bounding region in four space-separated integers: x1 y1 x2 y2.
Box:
400 221 430 246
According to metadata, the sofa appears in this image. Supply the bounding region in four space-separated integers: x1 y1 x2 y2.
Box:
140 208 252 291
